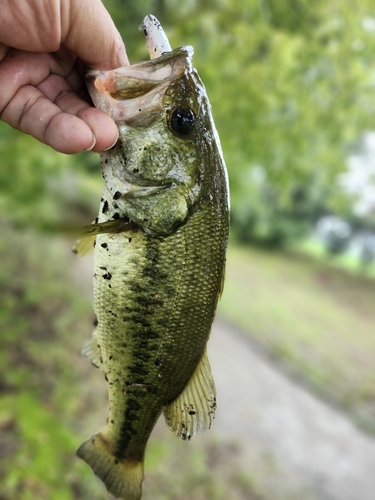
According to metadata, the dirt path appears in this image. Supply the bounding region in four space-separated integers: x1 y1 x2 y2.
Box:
207 317 375 500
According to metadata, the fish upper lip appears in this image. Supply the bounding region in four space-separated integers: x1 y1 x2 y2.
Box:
86 47 193 82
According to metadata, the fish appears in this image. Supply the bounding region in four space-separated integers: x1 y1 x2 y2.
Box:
76 14 230 500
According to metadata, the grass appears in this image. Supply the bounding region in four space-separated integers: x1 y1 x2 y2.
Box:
218 242 375 432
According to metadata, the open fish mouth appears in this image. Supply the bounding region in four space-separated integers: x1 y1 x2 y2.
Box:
86 15 193 122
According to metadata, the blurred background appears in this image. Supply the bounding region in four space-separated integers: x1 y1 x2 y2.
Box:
1 1 375 499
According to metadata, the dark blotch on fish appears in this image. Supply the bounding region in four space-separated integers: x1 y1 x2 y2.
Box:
102 200 109 213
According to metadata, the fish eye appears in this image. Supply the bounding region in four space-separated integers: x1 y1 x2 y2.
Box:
169 107 196 135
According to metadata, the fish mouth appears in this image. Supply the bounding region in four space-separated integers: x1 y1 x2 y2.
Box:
86 16 193 123
117 170 170 197
100 150 172 199
102 169 170 199
125 184 169 198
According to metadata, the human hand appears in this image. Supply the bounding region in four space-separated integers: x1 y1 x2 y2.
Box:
0 0 129 154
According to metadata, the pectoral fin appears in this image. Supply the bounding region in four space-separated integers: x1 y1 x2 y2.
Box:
80 218 136 235
163 349 216 440
72 218 137 256
72 235 96 256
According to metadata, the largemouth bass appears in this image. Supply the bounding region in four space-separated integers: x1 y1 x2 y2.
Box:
76 15 229 500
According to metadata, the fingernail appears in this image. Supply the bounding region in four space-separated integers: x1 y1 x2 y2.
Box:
103 130 119 151
85 135 97 151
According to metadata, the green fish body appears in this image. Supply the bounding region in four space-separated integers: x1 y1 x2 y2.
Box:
77 15 229 500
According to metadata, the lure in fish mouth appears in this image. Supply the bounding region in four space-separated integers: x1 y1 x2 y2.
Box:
76 14 229 500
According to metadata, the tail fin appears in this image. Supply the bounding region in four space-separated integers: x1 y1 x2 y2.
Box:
77 433 144 500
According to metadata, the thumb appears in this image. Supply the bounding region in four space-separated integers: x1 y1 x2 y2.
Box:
61 0 129 70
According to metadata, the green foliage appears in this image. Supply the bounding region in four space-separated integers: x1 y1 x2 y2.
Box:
0 393 78 500
230 166 328 246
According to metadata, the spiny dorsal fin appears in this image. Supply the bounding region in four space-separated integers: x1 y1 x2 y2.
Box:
81 330 104 370
163 349 216 440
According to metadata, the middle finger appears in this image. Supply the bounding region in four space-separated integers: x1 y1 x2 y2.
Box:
37 73 89 115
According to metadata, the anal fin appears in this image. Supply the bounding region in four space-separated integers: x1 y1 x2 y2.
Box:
163 349 216 441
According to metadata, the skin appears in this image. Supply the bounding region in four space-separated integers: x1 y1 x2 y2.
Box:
0 0 129 153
